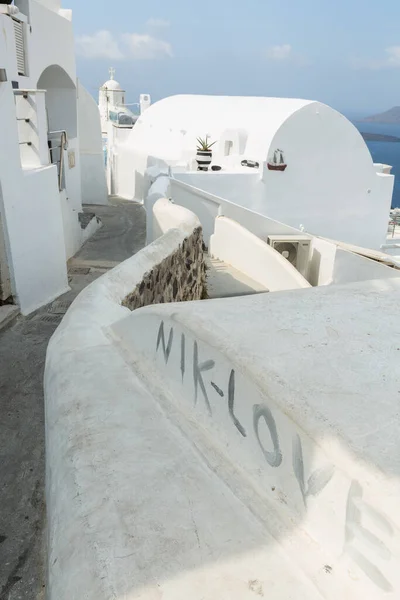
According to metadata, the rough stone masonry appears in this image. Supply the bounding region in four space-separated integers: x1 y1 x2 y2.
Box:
122 227 207 310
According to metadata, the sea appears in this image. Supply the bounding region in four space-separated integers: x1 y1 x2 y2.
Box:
353 121 400 208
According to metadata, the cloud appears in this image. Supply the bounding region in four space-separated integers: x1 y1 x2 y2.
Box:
122 33 173 60
146 18 170 29
266 44 292 61
265 44 309 67
352 46 400 70
76 30 124 60
386 46 400 66
76 27 173 61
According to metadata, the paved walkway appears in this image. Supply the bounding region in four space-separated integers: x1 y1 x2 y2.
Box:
0 199 266 599
73 197 146 267
0 199 146 600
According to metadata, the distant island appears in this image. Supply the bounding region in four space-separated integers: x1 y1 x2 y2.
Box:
360 132 400 143
362 106 400 124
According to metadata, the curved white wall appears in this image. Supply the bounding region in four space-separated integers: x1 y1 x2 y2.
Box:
152 197 200 241
143 170 171 244
210 216 310 291
263 103 393 249
170 176 304 246
44 257 400 599
128 95 312 165
112 93 393 250
112 95 312 201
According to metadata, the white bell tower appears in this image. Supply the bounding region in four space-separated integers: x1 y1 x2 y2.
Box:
99 68 126 131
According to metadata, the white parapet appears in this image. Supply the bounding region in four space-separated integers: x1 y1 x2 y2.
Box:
210 216 311 291
45 237 400 599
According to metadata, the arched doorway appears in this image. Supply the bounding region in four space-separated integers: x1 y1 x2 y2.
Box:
37 65 82 260
37 65 78 190
37 65 77 137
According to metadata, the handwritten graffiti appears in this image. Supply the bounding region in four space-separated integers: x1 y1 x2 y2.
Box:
156 321 173 364
229 370 247 437
154 320 395 594
156 321 332 494
253 404 282 467
211 381 224 397
292 434 335 507
193 341 215 415
180 333 185 381
345 480 393 592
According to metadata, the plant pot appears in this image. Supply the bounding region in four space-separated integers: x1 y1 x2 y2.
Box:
267 163 287 172
196 150 212 171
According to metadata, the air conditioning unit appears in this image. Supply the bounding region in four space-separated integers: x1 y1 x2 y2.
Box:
267 235 311 279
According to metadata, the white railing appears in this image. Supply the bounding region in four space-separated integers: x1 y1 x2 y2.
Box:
388 214 400 238
48 130 68 191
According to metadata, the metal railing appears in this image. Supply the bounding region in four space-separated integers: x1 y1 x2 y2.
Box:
388 213 400 238
48 130 68 191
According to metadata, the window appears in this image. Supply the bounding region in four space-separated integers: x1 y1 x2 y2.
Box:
118 113 133 126
13 19 26 76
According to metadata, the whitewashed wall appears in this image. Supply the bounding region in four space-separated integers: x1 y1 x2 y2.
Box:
175 171 265 208
144 172 170 244
152 198 200 241
308 237 400 286
210 217 311 291
110 278 400 600
0 1 95 311
27 0 84 259
262 103 393 250
169 177 302 245
116 94 393 251
173 106 393 252
169 176 399 288
77 81 108 205
0 82 68 314
106 124 133 197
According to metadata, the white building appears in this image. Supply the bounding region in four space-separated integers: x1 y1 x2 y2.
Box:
0 0 107 315
98 68 137 133
26 31 398 600
99 69 152 195
112 94 394 251
45 178 400 600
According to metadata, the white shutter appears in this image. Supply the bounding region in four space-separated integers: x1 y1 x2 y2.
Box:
13 20 26 76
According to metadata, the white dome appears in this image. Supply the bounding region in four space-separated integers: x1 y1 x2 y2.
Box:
102 79 122 91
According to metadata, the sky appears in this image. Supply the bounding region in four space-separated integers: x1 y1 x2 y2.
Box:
67 0 400 118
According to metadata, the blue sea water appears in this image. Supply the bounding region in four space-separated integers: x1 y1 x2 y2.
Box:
353 121 400 208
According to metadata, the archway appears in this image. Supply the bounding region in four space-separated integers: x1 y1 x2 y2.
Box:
37 65 77 138
37 65 77 190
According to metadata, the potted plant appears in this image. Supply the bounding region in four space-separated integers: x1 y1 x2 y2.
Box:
196 136 216 171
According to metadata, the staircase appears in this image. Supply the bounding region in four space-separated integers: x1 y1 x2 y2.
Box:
206 256 268 299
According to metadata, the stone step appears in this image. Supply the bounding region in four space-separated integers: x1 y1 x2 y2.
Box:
206 256 268 299
0 304 19 333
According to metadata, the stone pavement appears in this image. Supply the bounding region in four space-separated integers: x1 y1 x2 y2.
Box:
0 199 145 600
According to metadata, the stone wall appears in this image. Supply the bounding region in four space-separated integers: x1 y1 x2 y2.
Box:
122 226 207 310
